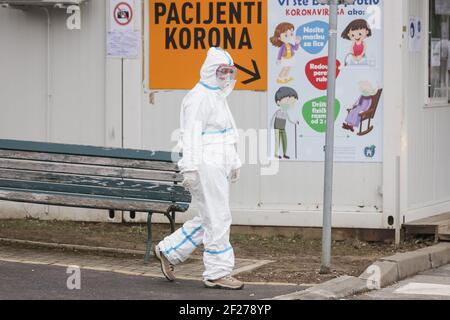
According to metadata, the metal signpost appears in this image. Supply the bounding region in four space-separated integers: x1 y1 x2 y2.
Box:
317 0 354 274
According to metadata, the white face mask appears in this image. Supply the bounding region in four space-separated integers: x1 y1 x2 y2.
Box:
217 79 237 98
287 36 296 44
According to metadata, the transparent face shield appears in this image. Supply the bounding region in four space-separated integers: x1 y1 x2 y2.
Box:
216 64 238 89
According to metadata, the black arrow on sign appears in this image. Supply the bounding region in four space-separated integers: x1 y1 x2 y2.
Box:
234 60 261 85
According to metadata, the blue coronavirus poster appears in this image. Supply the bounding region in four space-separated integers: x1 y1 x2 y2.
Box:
268 0 384 162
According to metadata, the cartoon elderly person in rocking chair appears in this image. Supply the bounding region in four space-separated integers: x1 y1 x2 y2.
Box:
342 81 378 133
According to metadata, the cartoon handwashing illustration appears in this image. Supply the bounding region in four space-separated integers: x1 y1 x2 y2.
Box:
341 19 372 66
270 23 301 84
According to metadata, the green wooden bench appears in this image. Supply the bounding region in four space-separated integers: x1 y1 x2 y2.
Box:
0 139 191 263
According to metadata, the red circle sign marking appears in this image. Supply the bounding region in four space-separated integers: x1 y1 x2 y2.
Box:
114 2 133 26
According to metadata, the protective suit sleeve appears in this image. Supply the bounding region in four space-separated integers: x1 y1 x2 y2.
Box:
178 94 209 173
231 143 242 171
224 102 242 171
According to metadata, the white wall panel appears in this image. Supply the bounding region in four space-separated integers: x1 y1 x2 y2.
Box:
0 7 48 141
0 1 116 222
435 108 450 201
48 0 106 145
404 0 450 221
1 0 428 229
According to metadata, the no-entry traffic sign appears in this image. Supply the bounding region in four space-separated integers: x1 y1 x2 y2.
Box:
148 0 267 91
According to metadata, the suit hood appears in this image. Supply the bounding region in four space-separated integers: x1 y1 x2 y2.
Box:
200 47 234 89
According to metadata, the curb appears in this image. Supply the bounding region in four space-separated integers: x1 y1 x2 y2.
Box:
0 238 146 257
271 242 450 300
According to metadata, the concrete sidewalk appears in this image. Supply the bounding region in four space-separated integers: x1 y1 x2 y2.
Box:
4 239 448 300
271 242 450 300
0 243 304 300
0 243 273 282
0 260 305 300
353 264 450 300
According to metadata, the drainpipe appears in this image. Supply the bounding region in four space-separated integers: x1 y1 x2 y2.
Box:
41 7 52 143
395 156 401 247
42 7 51 217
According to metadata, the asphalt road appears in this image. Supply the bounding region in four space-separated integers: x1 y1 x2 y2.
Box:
0 261 304 300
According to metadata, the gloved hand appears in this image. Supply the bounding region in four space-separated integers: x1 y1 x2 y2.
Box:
182 171 199 189
229 168 241 183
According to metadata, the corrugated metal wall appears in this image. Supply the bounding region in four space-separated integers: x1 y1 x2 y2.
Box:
0 1 121 222
0 7 48 141
0 0 397 228
0 1 107 145
405 0 450 222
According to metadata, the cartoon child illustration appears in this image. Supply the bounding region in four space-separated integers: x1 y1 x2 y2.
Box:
271 87 300 159
342 81 377 132
341 19 372 66
270 23 301 84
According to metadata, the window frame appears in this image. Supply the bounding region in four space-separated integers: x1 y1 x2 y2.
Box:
424 0 450 108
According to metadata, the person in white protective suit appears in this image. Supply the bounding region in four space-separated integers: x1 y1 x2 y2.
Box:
154 47 244 290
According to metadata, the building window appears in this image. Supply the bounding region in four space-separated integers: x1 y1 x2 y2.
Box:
429 0 450 103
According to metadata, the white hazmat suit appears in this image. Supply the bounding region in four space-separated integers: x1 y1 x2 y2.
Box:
157 47 242 281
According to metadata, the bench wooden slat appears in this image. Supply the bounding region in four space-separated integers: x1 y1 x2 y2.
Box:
0 159 184 182
0 188 189 213
0 139 191 221
0 150 179 172
0 139 182 163
0 168 188 196
121 167 183 182
0 179 191 203
0 139 191 262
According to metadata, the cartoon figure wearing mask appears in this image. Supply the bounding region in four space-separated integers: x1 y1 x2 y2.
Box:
271 87 300 160
270 22 301 84
155 48 244 290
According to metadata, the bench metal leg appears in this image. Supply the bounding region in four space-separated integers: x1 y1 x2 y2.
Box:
164 211 176 233
171 211 176 231
144 212 153 264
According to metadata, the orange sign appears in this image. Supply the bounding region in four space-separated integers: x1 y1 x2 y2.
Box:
148 0 267 91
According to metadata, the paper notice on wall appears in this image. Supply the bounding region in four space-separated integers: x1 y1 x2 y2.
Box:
409 17 423 53
107 0 140 59
107 30 141 59
436 0 450 15
431 39 441 67
448 43 450 71
416 18 423 52
409 17 417 52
